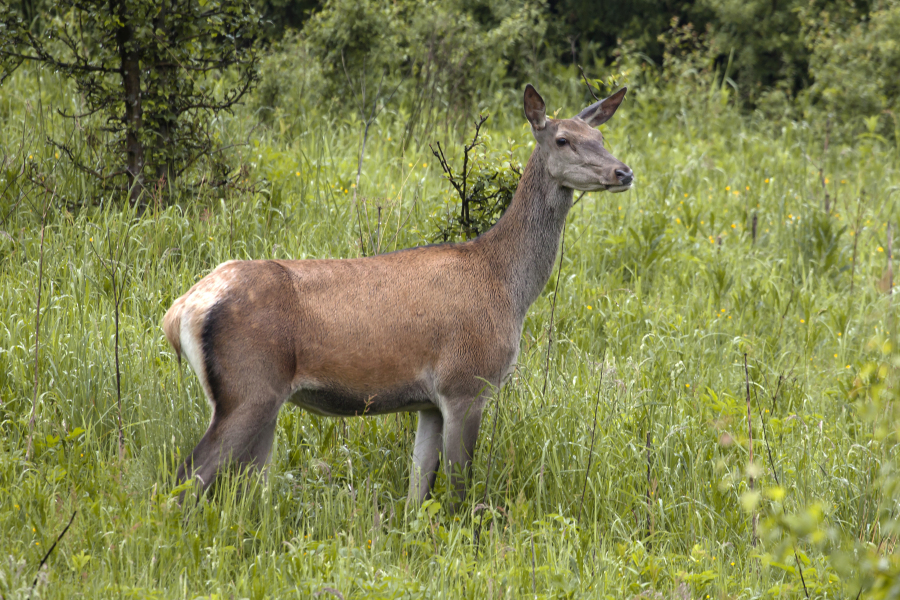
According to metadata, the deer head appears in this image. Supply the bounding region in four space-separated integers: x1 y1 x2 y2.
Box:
524 84 633 193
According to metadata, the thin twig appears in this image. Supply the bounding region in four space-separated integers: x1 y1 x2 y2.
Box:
25 188 54 461
578 369 604 524
645 430 653 550
430 115 489 240
745 354 757 547
577 65 599 101
87 217 134 461
473 391 502 547
754 365 810 599
29 510 77 599
803 153 832 213
530 530 537 595
851 195 864 294
887 223 893 295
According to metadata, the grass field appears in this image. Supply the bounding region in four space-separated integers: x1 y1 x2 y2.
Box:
1 65 899 598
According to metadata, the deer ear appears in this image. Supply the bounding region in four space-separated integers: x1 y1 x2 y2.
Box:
524 84 547 131
576 87 627 127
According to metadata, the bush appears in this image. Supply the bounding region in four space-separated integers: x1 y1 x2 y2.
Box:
257 0 548 141
803 0 900 143
429 120 524 242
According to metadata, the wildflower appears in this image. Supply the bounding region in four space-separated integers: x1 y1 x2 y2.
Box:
295 172 300 176
877 246 884 252
685 384 690 388
676 218 682 224
765 178 770 183
586 305 592 310
731 224 736 229
800 319 805 323
725 186 731 191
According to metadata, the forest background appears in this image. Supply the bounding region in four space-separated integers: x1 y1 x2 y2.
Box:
0 0 899 597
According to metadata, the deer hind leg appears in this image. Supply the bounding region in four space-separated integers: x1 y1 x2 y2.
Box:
408 409 443 505
176 286 297 500
176 400 282 498
176 341 292 498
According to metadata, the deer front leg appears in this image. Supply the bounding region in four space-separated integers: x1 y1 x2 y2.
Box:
441 396 486 510
408 409 443 505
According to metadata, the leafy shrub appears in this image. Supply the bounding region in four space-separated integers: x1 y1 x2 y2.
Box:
803 0 900 143
430 121 523 242
258 0 548 140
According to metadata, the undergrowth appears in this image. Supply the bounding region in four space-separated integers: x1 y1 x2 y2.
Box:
0 63 898 598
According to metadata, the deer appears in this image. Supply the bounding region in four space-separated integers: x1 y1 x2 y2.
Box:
162 83 634 508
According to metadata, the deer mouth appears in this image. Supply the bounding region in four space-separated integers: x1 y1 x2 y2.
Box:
606 182 633 193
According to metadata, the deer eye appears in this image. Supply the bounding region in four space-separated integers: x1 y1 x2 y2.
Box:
556 138 568 147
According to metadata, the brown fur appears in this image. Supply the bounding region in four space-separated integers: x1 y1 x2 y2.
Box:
162 301 182 360
163 84 634 507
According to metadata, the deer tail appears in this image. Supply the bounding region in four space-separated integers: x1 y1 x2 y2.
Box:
162 300 184 362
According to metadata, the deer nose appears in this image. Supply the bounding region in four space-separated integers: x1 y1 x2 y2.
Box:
615 167 633 185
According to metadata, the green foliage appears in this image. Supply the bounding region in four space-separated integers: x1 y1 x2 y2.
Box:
430 119 524 242
268 0 548 142
803 0 900 142
0 0 263 204
1 33 900 598
253 0 321 40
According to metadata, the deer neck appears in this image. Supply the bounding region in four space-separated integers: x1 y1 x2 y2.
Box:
475 147 573 318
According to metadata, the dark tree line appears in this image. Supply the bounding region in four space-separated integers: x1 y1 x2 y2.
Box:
0 0 262 207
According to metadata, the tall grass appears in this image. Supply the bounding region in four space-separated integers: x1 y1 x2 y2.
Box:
0 63 898 598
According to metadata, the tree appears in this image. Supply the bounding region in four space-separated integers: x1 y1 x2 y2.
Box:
0 0 262 206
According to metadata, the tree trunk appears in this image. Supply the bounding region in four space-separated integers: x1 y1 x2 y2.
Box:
113 0 145 207
153 0 176 189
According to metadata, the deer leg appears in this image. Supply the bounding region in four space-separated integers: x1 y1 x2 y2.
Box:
441 397 486 509
245 416 279 472
408 409 443 505
176 400 282 499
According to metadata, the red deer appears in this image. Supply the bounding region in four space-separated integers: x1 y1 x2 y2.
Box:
163 84 633 507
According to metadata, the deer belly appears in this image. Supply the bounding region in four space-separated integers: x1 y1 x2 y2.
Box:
287 381 435 417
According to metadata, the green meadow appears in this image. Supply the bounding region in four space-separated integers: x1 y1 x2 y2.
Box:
1 59 898 598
